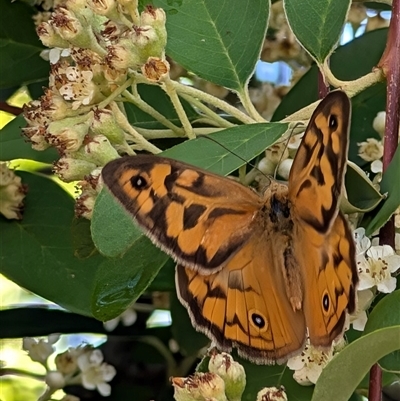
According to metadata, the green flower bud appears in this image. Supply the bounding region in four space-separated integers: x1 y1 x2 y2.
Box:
46 114 92 152
37 22 70 48
74 135 120 166
53 157 97 182
51 7 106 56
91 109 126 144
208 352 246 401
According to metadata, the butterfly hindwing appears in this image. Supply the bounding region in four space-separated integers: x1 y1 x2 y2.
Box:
176 232 306 364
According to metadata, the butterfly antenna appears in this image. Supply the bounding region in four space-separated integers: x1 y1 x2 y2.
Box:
199 135 271 186
273 122 304 180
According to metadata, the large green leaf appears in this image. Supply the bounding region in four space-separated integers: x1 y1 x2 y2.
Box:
312 326 400 401
0 172 101 316
0 0 50 89
364 290 400 372
284 0 351 63
153 0 269 91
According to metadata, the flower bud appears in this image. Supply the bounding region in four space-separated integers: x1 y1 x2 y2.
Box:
172 372 227 401
46 114 92 152
51 7 106 55
0 164 28 220
75 135 120 166
208 352 246 401
54 157 97 182
106 40 141 70
23 126 50 151
131 25 166 63
372 111 386 138
91 109 126 144
140 6 167 30
257 157 275 175
37 22 70 48
45 371 66 389
277 158 293 180
87 0 120 21
256 386 288 401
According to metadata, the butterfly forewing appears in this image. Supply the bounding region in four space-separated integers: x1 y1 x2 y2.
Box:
102 155 262 272
288 91 351 234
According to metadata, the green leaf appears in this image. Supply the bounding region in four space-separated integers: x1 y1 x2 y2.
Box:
284 0 351 63
154 0 269 91
163 122 289 174
170 293 209 356
0 0 50 88
366 145 400 235
0 115 58 163
0 172 103 316
342 161 384 214
92 189 145 257
364 290 400 372
312 326 400 401
124 84 198 130
91 236 169 320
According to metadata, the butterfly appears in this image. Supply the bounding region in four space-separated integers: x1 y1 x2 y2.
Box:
101 90 358 364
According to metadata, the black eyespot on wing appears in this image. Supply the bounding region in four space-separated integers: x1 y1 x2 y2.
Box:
329 114 338 129
323 293 330 312
130 174 148 189
251 313 266 329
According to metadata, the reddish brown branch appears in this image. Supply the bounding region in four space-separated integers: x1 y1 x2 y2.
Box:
0 101 23 116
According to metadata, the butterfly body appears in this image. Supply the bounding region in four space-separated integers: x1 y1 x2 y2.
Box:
102 91 358 364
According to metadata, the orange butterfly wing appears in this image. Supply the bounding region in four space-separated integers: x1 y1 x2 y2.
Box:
102 155 262 272
288 91 358 346
176 231 306 364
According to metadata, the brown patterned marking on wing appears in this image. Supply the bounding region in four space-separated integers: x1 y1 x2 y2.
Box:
102 155 264 271
176 233 306 364
289 91 351 234
296 212 358 346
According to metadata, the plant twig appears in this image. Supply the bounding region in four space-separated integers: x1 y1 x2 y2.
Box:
378 0 399 249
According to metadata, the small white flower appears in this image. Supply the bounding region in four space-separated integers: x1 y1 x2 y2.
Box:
358 138 383 162
77 349 116 396
277 158 293 180
103 307 137 331
22 334 60 365
287 341 334 385
358 245 400 293
350 289 374 331
58 67 98 110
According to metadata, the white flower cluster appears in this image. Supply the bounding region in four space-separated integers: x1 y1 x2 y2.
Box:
21 334 116 400
23 0 169 219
